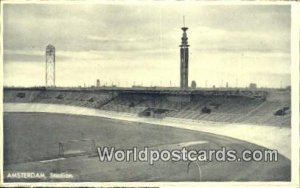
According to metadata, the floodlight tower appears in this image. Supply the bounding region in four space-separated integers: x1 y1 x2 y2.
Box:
45 44 55 87
180 17 189 89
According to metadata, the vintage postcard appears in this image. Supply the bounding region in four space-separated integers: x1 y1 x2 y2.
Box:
1 1 299 187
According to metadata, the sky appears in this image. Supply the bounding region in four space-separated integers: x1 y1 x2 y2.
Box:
3 3 291 88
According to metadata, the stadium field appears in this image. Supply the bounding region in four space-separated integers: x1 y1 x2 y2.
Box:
4 112 290 182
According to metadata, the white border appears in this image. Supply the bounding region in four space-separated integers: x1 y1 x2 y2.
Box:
0 1 299 187
291 3 300 187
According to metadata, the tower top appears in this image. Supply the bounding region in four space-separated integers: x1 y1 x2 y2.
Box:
180 17 189 47
181 27 188 31
181 16 188 31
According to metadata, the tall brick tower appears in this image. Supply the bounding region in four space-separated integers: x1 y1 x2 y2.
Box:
179 19 189 89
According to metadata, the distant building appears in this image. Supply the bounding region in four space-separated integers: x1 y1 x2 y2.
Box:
249 83 257 89
179 23 189 89
96 79 100 87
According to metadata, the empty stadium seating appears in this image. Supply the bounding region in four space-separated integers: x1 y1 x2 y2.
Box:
4 89 115 109
4 88 291 126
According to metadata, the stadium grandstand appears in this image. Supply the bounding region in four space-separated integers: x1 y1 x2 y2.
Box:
4 87 291 126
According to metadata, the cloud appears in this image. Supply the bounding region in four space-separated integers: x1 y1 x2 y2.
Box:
3 3 291 87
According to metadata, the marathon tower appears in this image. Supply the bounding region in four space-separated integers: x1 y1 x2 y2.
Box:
179 20 189 89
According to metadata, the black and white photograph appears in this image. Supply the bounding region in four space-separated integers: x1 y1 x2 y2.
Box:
1 1 299 187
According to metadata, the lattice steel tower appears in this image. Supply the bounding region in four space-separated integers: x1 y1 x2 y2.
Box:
45 44 55 87
179 18 189 89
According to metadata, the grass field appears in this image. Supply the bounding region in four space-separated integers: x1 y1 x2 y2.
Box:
4 112 291 182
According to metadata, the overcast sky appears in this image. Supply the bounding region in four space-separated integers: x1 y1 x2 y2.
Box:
3 3 291 88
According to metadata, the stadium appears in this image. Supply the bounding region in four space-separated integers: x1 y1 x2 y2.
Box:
3 4 291 182
3 85 291 181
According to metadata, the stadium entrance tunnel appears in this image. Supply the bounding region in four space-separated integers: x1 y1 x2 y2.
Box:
201 106 211 114
56 94 64 100
274 107 290 116
138 107 170 118
16 92 26 98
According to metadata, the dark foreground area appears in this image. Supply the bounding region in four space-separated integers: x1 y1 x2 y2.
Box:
4 112 290 182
